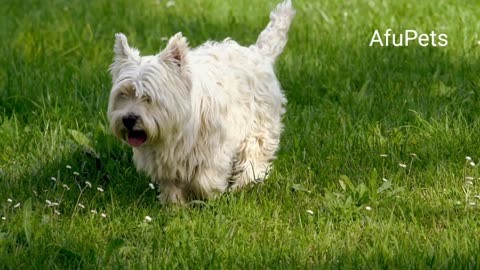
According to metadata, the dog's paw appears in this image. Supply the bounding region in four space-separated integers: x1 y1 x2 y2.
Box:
157 186 187 205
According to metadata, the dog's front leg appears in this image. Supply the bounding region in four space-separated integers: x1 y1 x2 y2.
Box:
157 181 187 205
189 167 229 200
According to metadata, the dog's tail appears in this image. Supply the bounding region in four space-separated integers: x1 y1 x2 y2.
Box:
255 0 295 61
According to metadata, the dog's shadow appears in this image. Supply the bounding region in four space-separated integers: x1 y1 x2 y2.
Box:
7 129 160 218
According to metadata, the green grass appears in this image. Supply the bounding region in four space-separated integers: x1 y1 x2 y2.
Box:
1 0 480 268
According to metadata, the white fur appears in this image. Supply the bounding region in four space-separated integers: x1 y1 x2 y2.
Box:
107 0 295 203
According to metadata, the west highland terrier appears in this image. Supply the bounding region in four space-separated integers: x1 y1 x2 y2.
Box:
107 0 295 203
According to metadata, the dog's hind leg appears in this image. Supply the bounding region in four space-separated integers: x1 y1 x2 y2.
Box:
228 134 279 190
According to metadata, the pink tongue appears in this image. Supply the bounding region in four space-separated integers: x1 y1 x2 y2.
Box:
128 134 146 147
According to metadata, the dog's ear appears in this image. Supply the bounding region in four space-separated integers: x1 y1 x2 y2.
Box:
110 33 140 81
113 33 140 60
160 32 189 67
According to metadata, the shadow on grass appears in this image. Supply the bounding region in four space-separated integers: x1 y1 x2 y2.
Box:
3 129 158 215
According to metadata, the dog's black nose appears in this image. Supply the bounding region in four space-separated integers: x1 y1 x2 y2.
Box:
122 115 139 130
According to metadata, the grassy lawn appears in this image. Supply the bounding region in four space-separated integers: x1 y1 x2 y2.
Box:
1 0 480 268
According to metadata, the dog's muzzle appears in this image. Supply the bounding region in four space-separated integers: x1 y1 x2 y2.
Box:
122 114 147 147
122 114 139 130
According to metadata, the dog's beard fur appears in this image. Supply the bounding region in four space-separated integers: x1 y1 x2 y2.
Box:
107 0 295 204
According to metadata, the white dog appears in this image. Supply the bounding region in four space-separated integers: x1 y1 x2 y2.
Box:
108 0 295 203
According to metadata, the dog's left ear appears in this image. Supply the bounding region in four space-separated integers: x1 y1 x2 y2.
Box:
160 32 189 67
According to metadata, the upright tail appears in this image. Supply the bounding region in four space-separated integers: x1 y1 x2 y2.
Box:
255 0 295 61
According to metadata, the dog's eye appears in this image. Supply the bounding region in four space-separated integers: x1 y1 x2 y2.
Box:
143 96 152 104
118 92 129 99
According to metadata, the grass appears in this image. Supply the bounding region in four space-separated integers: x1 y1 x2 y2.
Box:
1 0 480 268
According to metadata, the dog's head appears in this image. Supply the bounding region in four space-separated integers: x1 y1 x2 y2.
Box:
107 33 192 147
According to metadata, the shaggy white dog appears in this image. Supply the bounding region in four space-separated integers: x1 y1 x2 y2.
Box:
108 0 295 203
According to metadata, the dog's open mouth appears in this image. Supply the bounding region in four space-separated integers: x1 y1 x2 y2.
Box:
126 130 147 147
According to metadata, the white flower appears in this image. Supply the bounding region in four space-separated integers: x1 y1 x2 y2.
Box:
466 181 474 185
144 216 153 222
66 165 72 169
399 163 407 168
466 156 472 161
51 177 57 182
470 202 476 206
46 200 59 207
54 210 61 215
63 184 70 190
1 216 6 220
382 178 389 182
73 171 80 176
78 203 85 209
166 0 175 7
365 206 372 211
101 213 107 218
85 181 92 188
7 198 13 203
90 209 97 214
97 187 104 193
380 154 388 158
466 176 474 180
470 161 476 167
13 203 21 208
306 210 314 215
149 183 155 190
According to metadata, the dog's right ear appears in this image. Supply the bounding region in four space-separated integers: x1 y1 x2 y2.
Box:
113 33 140 60
110 33 140 82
